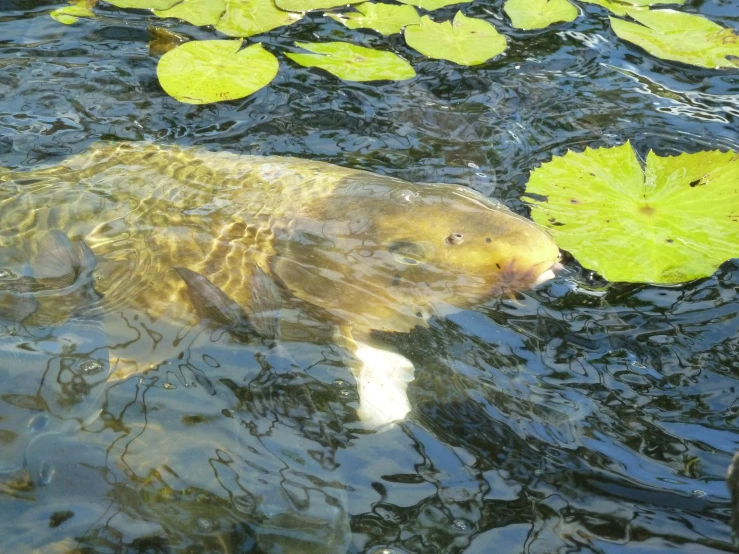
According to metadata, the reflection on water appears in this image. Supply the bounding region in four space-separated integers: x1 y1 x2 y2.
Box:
1 0 739 552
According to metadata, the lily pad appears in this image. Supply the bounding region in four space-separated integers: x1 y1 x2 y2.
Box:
285 41 415 81
51 0 96 24
274 0 363 12
157 40 279 104
525 143 739 284
404 12 506 66
504 0 578 30
396 0 470 11
216 0 303 37
579 0 684 17
328 2 420 36
154 0 226 26
106 0 180 9
611 10 739 69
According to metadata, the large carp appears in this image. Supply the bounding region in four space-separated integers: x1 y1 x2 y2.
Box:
0 142 559 426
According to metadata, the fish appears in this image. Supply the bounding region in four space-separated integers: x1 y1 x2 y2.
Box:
0 142 560 427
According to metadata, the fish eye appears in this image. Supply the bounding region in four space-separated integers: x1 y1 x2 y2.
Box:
388 241 425 265
444 233 464 246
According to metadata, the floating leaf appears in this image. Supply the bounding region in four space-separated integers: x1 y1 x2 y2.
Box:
328 2 420 35
216 0 302 37
611 10 739 69
579 0 684 17
51 0 96 24
396 0 470 11
148 26 189 55
525 143 739 284
275 0 363 12
504 0 577 30
286 41 415 81
404 12 506 66
157 40 278 104
106 0 180 9
154 0 226 26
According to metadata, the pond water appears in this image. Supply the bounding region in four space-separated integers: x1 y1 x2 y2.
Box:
1 1 739 553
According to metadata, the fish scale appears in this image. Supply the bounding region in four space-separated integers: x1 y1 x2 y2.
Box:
0 143 353 324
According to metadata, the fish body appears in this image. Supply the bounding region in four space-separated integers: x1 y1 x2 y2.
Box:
0 142 559 335
0 142 560 427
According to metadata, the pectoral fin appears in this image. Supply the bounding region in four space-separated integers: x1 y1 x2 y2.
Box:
248 265 282 340
353 342 415 429
174 266 283 341
174 267 252 332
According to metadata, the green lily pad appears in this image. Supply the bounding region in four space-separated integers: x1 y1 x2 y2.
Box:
328 2 420 36
525 143 739 284
274 0 363 12
216 0 303 37
404 12 506 66
579 0 684 17
611 10 739 69
396 0 470 11
157 40 278 104
51 2 96 24
286 41 415 81
106 0 180 9
154 0 225 26
504 0 578 30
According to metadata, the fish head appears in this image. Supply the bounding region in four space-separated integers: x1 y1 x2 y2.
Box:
273 177 560 333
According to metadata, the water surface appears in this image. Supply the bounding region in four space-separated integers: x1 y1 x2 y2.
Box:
1 1 739 552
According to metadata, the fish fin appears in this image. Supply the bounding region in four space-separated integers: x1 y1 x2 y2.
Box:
31 231 79 288
0 291 38 323
352 342 414 430
174 267 253 333
73 236 97 280
247 265 282 341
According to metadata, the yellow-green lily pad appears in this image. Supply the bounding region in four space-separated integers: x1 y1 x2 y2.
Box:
216 0 303 37
157 40 279 104
106 0 180 9
579 0 684 17
286 41 415 81
154 0 226 26
504 0 578 30
328 2 420 36
396 0 470 11
274 0 363 12
51 0 96 24
404 12 506 66
525 143 739 284
51 5 94 24
611 10 739 69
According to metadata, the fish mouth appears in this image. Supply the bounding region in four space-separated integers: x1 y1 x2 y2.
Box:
532 262 563 287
